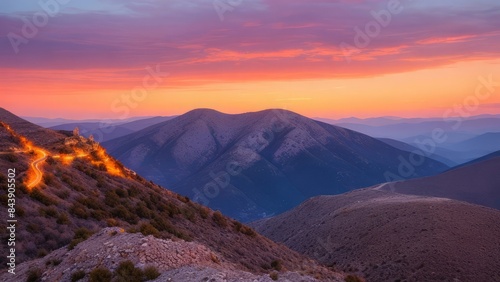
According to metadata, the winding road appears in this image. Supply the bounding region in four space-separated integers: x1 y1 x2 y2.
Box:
26 149 48 189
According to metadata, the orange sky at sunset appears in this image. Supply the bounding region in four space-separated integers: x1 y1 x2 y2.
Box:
1 0 499 119
2 59 499 119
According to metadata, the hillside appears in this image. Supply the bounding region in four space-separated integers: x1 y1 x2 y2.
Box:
0 110 342 281
103 108 448 221
2 227 333 281
380 156 500 210
253 189 500 282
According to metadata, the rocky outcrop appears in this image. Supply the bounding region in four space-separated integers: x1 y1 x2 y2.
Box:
0 228 342 282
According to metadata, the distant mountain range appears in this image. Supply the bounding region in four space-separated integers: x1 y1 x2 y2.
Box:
103 109 448 221
319 117 500 164
50 116 175 142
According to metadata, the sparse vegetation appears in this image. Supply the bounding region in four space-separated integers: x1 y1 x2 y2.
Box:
271 260 283 271
45 258 62 266
143 265 161 280
139 223 160 237
212 211 227 227
114 260 144 282
71 270 86 282
26 268 42 282
68 227 93 250
30 189 57 206
89 267 112 282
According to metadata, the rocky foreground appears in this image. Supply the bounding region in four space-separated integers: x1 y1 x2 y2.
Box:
1 228 341 282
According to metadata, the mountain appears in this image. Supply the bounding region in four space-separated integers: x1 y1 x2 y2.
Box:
0 108 66 146
445 132 500 159
253 189 500 282
103 109 448 221
50 116 174 142
377 138 457 167
24 116 156 128
0 110 342 281
453 150 500 169
330 118 500 140
380 155 500 210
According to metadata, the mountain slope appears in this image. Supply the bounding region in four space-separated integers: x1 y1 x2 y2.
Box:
381 156 500 210
446 132 500 159
0 108 66 146
253 189 500 282
377 138 457 167
104 109 448 221
0 112 341 280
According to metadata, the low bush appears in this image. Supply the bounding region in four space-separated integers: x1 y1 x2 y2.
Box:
89 267 112 282
26 268 42 282
212 211 227 227
71 270 86 282
68 227 93 250
114 260 143 282
143 265 160 280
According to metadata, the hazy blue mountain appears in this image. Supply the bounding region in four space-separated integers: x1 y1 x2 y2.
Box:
24 116 156 128
377 138 457 167
51 116 174 142
104 109 448 221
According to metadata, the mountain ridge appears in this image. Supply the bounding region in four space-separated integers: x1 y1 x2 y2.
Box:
104 108 449 221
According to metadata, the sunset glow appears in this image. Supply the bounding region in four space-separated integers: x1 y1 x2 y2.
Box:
1 0 499 119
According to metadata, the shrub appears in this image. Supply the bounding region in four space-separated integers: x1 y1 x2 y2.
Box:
212 211 227 227
69 203 89 219
111 205 138 224
240 225 257 237
26 268 42 282
135 203 152 218
139 223 160 237
176 194 190 203
56 213 70 225
39 206 58 218
104 191 120 206
45 258 62 266
198 206 210 219
270 272 279 281
89 267 112 282
37 248 48 258
143 265 160 280
30 189 57 206
68 227 93 250
114 260 143 282
271 260 283 271
71 270 86 282
181 208 196 222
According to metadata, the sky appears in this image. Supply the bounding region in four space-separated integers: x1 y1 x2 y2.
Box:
0 0 500 119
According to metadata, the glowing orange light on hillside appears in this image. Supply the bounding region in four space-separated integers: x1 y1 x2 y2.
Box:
90 146 125 177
